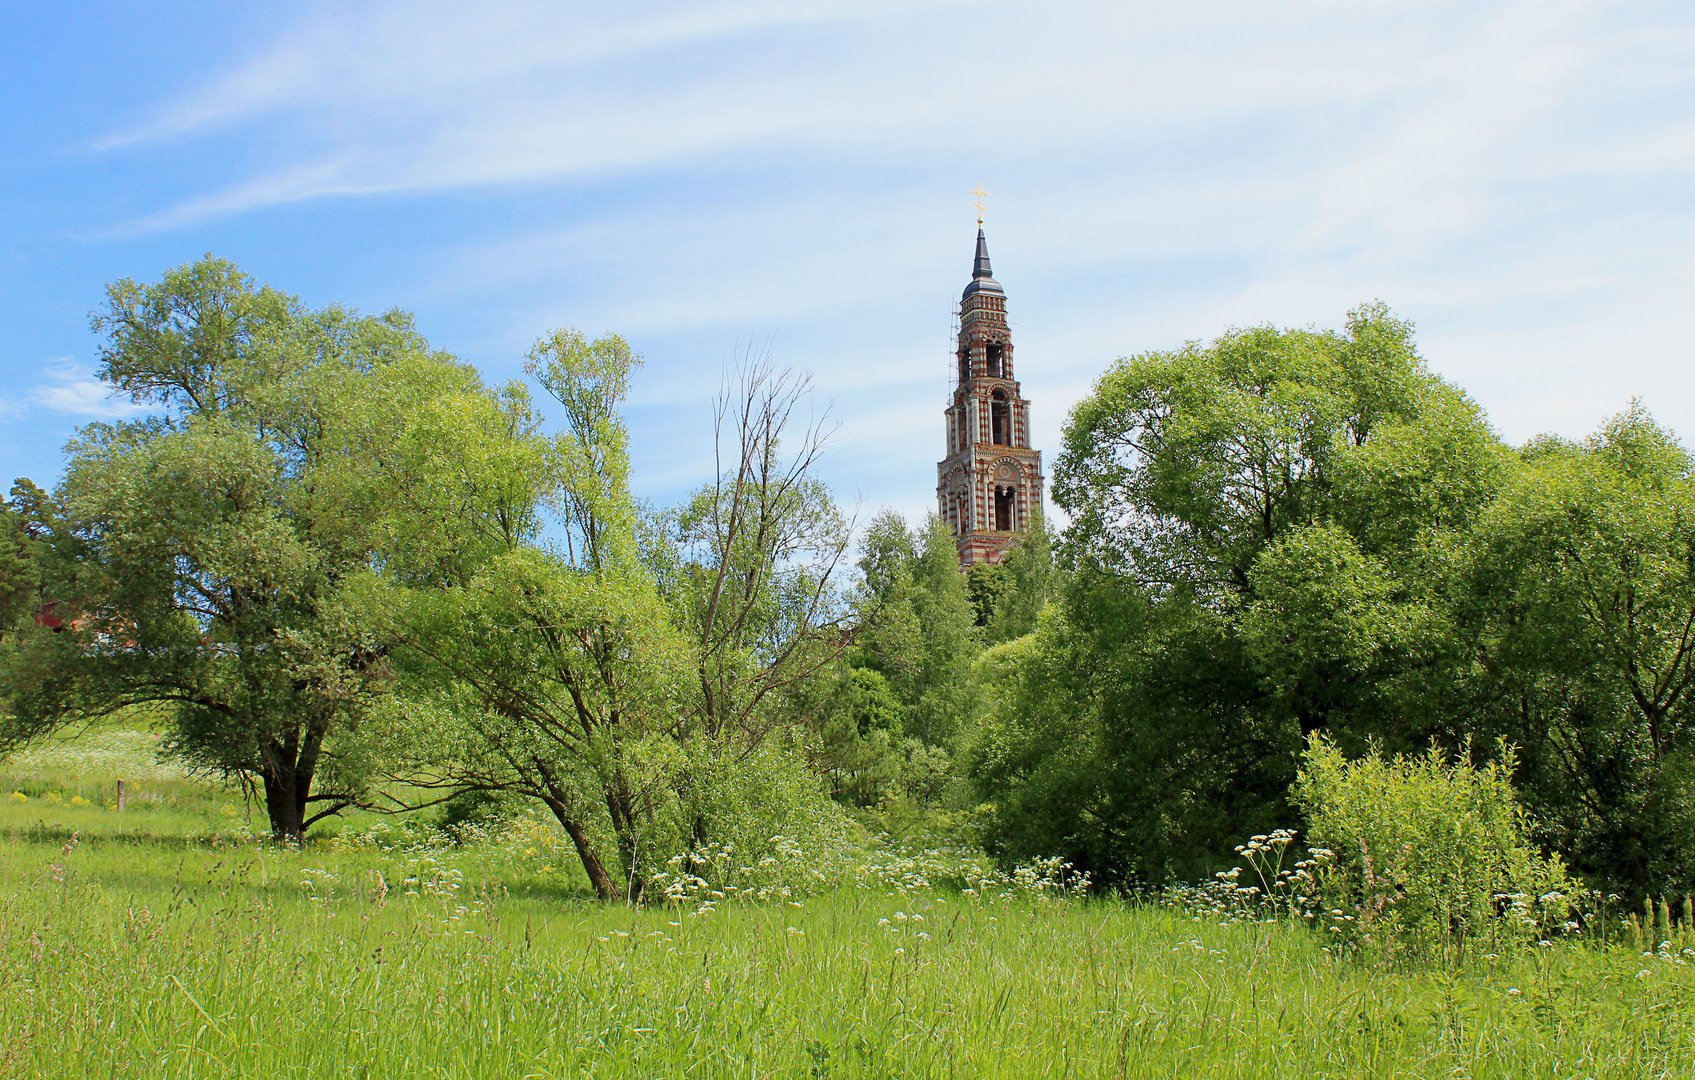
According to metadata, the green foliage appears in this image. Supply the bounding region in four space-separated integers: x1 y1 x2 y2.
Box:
0 486 42 641
660 366 852 745
1056 302 1435 594
1295 737 1577 963
984 514 1058 642
393 328 695 899
397 348 858 901
964 563 1006 627
1243 523 1414 741
1467 403 1695 896
967 611 1108 872
854 514 980 750
654 736 865 887
997 304 1535 885
787 662 951 808
0 257 477 839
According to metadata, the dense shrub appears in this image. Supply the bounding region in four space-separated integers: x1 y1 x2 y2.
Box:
1294 737 1577 962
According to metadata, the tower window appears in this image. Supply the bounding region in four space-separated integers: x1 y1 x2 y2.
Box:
986 342 1005 378
990 389 1010 445
994 486 1015 531
958 348 970 384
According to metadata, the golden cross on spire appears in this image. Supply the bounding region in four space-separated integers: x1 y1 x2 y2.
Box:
969 183 989 226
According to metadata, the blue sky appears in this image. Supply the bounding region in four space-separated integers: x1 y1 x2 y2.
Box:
3 0 1693 525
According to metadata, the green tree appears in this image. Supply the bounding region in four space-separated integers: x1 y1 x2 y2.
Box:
1469 404 1695 895
985 303 1492 881
855 514 981 749
394 329 692 899
652 364 859 867
785 660 926 807
968 606 1109 870
0 483 48 642
1056 302 1437 597
665 365 853 747
396 339 856 900
964 563 1007 629
985 513 1058 642
0 257 472 839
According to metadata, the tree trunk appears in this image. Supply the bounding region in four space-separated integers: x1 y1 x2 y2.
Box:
605 779 646 904
258 732 315 842
261 764 307 842
548 804 622 901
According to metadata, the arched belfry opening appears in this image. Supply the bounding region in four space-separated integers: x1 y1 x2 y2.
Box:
994 485 1015 531
936 222 1044 566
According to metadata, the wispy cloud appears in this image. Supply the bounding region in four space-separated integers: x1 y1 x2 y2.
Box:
98 0 917 149
99 1 1562 234
27 361 145 420
61 0 1695 516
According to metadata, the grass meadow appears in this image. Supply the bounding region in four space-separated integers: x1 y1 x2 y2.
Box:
3 726 1695 1078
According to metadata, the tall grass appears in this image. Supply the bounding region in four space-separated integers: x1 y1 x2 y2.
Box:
2 731 1693 1077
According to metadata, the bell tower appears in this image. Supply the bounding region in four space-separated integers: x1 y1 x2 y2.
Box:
936 225 1044 566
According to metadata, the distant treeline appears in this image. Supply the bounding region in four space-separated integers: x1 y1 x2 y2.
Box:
2 261 1688 902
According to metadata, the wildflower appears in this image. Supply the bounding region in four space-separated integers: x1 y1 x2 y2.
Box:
8 792 25 803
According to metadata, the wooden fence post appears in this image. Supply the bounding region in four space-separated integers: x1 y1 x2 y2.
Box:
116 778 126 813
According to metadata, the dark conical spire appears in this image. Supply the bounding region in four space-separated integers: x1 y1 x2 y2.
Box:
963 227 1004 299
973 228 993 279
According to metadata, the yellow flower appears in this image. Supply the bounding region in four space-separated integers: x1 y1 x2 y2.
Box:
45 792 62 804
69 795 88 807
8 792 25 803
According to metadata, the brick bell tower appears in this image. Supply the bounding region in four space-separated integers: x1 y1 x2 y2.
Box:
936 223 1044 566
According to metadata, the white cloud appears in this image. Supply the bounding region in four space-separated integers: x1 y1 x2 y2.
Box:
99 0 927 149
27 362 146 420
100 1 1552 233
71 0 1695 516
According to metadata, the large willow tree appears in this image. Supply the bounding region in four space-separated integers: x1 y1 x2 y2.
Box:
1 257 486 839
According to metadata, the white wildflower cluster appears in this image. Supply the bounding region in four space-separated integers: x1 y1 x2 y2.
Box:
854 842 1090 902
1645 941 1695 966
647 834 1090 915
647 835 858 916
875 908 932 953
298 866 339 904
1492 889 1581 938
1155 830 1330 927
400 855 463 899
